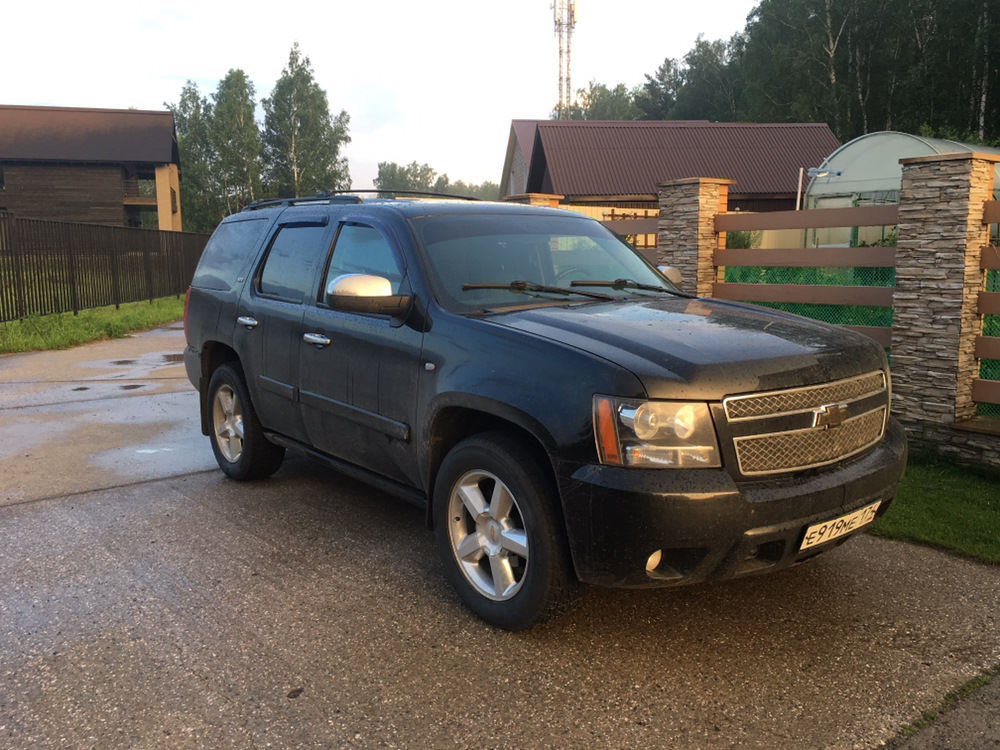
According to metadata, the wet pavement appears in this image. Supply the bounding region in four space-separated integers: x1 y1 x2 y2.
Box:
0 324 215 505
1 326 999 749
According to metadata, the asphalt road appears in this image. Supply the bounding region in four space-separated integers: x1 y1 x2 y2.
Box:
1 326 999 749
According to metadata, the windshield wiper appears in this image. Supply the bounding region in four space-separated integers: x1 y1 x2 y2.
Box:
571 278 686 295
462 281 613 300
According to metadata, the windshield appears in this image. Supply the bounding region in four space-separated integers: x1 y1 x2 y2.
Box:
409 212 678 312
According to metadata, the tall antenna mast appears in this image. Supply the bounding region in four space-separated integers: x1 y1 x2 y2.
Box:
554 0 577 119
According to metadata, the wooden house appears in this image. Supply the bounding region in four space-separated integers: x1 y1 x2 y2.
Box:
0 105 182 230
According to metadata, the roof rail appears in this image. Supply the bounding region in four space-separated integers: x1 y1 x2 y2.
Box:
242 188 481 211
323 189 480 201
243 193 364 211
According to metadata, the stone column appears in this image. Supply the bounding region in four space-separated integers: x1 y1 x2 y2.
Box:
657 178 734 297
890 153 999 434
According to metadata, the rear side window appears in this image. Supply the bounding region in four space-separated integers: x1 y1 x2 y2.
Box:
192 218 269 291
258 224 331 302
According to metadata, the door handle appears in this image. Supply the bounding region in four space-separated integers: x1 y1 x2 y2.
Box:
303 332 331 347
237 316 258 328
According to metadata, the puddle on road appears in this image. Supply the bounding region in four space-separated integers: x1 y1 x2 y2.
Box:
111 359 137 366
162 353 184 364
119 384 145 391
72 387 89 392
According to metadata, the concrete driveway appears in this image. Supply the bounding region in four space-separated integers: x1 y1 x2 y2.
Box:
1 326 998 749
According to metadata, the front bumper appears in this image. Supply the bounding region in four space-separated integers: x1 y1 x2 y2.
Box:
555 416 908 587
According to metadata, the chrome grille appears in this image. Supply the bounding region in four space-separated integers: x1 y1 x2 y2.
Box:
734 408 887 475
725 371 886 421
724 370 889 476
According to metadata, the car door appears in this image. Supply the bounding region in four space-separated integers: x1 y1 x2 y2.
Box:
233 217 332 443
298 220 423 486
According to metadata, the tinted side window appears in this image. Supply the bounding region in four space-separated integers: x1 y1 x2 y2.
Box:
192 218 269 291
323 224 403 295
259 225 331 302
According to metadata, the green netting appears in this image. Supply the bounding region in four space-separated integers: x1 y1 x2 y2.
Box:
723 266 895 287
978 268 1000 415
977 402 1000 417
722 264 895 328
749 301 893 327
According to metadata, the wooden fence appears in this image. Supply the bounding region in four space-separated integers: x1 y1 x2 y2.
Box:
713 205 899 347
0 212 208 322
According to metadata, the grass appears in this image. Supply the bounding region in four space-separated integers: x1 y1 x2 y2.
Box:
0 296 185 353
870 455 1000 564
895 664 1000 739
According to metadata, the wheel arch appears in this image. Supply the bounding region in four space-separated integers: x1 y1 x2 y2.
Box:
424 403 560 531
197 341 241 435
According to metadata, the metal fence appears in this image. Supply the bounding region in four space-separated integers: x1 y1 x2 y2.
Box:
0 212 208 322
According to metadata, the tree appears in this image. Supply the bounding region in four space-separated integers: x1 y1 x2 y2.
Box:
167 81 225 233
444 180 501 200
212 69 261 214
567 81 643 120
730 0 1000 143
373 161 499 200
262 43 351 198
374 161 440 192
637 58 682 120
673 36 741 121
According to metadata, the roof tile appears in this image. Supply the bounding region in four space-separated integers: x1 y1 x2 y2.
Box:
526 121 840 197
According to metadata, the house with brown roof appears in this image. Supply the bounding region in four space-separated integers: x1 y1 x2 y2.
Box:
500 120 841 213
0 105 182 230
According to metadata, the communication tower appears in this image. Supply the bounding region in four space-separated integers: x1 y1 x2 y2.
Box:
554 0 576 119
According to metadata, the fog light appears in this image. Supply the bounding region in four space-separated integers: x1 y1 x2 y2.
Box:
645 549 662 572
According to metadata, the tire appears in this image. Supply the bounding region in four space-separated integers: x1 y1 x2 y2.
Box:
433 432 580 630
207 363 285 480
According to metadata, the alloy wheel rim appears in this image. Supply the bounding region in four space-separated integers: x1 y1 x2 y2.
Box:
212 384 244 462
447 469 529 601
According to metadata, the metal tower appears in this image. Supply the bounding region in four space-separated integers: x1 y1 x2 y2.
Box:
554 0 576 119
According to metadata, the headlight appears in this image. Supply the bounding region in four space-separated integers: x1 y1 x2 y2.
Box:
593 396 721 468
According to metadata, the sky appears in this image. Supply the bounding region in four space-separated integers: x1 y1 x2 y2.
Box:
3 0 759 189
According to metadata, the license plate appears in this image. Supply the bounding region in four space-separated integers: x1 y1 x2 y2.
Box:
800 501 881 550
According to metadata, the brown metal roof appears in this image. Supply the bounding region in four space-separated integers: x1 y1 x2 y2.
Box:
525 121 840 197
0 105 179 165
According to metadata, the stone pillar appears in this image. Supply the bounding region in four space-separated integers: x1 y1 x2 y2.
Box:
890 153 998 434
657 178 734 297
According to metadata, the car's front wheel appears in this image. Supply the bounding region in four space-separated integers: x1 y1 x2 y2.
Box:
433 432 580 630
207 363 285 480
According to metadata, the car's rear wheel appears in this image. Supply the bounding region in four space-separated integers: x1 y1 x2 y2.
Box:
433 431 580 630
208 363 285 480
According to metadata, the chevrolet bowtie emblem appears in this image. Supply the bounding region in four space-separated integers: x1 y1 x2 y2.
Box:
813 403 849 429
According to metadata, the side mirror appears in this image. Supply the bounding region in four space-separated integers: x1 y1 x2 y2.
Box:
325 274 411 317
657 266 683 286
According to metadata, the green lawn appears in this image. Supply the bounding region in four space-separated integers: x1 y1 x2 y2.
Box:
0 296 185 353
871 456 1000 564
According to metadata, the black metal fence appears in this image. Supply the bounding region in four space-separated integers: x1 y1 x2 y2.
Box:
0 212 208 322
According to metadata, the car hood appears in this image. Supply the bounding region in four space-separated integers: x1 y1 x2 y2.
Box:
484 296 887 400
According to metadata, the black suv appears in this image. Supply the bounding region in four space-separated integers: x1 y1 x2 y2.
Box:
184 194 907 630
